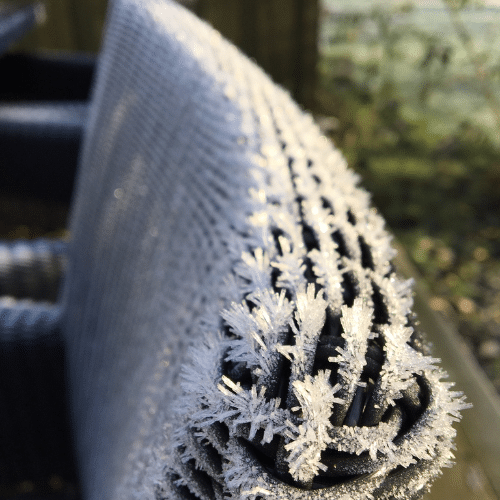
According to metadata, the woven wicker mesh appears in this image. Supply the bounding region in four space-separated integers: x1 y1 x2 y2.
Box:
56 2 468 499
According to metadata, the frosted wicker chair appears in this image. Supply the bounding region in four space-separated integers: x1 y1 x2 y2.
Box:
0 1 468 499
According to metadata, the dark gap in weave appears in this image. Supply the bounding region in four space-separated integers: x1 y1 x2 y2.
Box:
349 333 385 427
245 297 257 312
168 473 201 500
386 463 408 479
222 329 254 400
332 230 349 258
347 209 356 226
176 444 188 458
303 257 321 294
361 379 376 423
341 272 357 306
294 193 304 206
362 346 384 381
312 174 321 185
198 438 224 476
277 327 294 410
313 309 343 376
307 159 314 169
396 376 429 439
322 308 342 337
302 224 320 252
293 194 322 292
313 342 343 379
271 227 285 256
224 358 253 390
358 236 374 270
321 196 333 213
371 282 389 325
398 382 425 430
355 331 385 427
281 161 322 294
247 429 281 459
270 227 294 302
368 330 385 365
380 405 400 427
221 322 233 339
270 266 280 290
366 329 385 371
280 140 287 151
316 199 350 258
343 385 365 426
186 459 216 500
242 436 279 473
211 422 230 446
355 349 383 423
270 268 293 302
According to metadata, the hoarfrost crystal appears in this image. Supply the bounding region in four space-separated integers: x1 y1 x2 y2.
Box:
157 2 470 499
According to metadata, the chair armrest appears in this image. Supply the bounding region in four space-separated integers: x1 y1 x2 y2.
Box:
0 239 77 493
0 300 78 492
0 239 68 302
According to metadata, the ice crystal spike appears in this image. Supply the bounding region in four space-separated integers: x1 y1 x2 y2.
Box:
157 3 470 500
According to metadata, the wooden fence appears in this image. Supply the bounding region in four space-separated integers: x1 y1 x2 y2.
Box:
11 0 319 107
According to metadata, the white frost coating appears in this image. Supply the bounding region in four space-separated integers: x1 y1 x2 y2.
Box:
379 323 438 407
328 420 399 461
330 298 374 400
285 371 343 483
277 284 327 380
378 274 415 325
233 249 272 295
159 2 470 499
217 376 295 443
223 289 294 382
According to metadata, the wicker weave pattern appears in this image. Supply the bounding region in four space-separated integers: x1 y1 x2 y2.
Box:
60 2 467 500
0 239 67 302
0 237 70 487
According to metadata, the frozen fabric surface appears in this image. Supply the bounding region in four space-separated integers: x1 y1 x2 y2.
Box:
61 1 468 500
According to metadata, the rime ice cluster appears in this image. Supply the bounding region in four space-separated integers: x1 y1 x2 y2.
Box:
155 3 470 500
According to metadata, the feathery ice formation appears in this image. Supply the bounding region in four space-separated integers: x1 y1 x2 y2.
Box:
164 149 469 499
156 4 470 500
